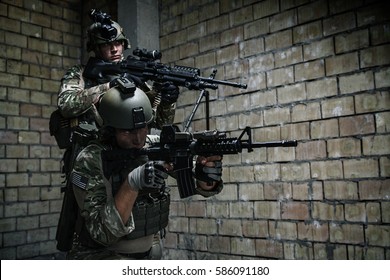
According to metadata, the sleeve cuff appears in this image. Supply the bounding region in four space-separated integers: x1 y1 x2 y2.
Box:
102 200 135 237
195 180 223 197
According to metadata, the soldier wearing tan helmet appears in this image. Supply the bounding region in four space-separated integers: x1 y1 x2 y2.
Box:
65 85 223 259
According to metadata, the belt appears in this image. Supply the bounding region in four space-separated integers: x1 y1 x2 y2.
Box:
119 248 151 260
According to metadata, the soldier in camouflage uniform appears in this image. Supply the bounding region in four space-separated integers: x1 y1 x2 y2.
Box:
66 85 223 259
53 10 181 257
57 9 178 132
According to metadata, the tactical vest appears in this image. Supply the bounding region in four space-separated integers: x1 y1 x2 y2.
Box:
107 152 170 240
74 145 170 250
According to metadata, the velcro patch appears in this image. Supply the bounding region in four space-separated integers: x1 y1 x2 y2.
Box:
71 171 88 190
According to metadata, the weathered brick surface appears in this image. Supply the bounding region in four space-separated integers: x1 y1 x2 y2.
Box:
1 0 389 260
0 0 82 260
329 223 365 244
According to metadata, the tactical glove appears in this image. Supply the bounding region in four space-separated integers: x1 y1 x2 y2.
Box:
154 82 179 104
194 158 223 183
128 161 169 191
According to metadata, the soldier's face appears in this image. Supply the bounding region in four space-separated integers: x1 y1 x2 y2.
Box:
98 41 124 62
115 127 148 149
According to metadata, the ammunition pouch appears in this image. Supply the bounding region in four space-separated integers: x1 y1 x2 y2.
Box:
60 124 99 180
49 109 78 149
50 108 99 150
70 191 170 250
72 123 99 148
125 191 170 240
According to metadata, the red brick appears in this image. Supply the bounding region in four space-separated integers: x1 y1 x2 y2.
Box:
255 239 283 258
330 223 364 244
298 221 328 242
281 201 310 220
324 180 358 200
359 180 390 200
339 115 375 136
344 158 379 179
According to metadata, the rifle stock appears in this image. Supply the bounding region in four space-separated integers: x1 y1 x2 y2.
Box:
102 125 298 198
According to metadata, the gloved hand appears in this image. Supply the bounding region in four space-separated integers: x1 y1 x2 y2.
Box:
154 82 179 104
109 73 144 89
194 155 223 183
127 161 169 191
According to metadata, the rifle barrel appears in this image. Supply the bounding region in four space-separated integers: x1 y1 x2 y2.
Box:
248 140 298 148
203 77 247 89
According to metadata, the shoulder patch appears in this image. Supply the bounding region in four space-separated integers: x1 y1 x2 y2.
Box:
71 171 88 190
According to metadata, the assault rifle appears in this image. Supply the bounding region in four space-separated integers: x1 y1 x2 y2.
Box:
55 124 98 251
83 47 247 91
102 125 297 198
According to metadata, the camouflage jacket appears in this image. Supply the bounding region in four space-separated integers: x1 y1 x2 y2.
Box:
70 135 223 250
57 60 176 129
72 142 132 246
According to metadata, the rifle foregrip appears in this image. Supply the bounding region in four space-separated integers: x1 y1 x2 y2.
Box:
191 139 243 155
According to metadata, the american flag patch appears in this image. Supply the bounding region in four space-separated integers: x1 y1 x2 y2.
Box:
71 171 88 190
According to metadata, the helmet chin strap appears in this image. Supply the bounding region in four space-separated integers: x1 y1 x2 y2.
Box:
93 47 104 59
91 104 104 127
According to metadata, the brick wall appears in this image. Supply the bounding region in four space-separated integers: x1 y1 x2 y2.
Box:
0 0 83 259
1 0 389 260
160 0 390 259
0 0 119 259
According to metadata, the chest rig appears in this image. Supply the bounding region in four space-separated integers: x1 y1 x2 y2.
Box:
105 152 170 240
